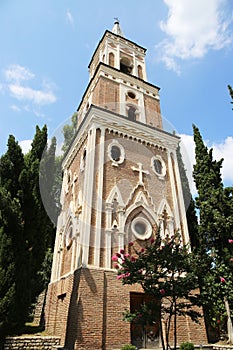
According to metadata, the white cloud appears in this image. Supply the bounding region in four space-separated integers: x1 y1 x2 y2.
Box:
4 64 57 109
9 84 56 105
179 134 233 195
5 64 34 83
66 9 74 27
211 136 233 185
10 104 21 112
157 0 233 73
19 139 32 154
179 134 196 194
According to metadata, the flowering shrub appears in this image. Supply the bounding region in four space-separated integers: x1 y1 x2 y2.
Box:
112 232 201 350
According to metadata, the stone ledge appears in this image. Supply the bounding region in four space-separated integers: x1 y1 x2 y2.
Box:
4 336 61 350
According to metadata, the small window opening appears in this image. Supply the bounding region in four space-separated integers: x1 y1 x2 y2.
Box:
83 149 87 162
128 106 136 121
111 145 121 161
109 52 115 67
134 222 146 235
120 57 133 74
138 65 143 79
128 91 136 99
153 159 162 174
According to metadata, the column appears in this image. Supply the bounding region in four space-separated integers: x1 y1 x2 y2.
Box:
94 127 105 266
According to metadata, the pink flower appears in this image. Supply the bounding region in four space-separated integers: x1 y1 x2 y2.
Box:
150 238 155 244
120 248 125 254
116 252 121 258
112 255 118 261
124 253 130 258
230 258 233 261
114 264 119 269
220 277 226 283
117 274 124 280
228 239 233 244
141 248 145 253
124 272 131 277
128 241 134 246
159 289 166 295
131 256 136 262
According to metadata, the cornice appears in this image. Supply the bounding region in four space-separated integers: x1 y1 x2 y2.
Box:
63 105 180 169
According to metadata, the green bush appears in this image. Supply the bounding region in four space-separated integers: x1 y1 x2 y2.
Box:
180 341 195 350
121 344 137 350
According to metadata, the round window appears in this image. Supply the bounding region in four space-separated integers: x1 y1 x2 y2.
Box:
153 159 162 174
128 91 136 99
134 222 147 235
108 140 125 166
111 145 121 162
151 156 166 178
131 217 152 240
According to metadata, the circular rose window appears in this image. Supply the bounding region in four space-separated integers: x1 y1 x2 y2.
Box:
131 217 152 240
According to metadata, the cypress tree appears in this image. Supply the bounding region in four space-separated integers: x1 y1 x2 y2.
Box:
0 187 28 343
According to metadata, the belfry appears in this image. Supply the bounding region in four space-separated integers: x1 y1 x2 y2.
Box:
45 21 207 349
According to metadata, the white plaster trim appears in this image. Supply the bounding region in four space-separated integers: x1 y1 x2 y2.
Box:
94 128 105 266
123 201 156 229
80 127 96 265
106 185 125 208
126 183 155 210
167 151 181 231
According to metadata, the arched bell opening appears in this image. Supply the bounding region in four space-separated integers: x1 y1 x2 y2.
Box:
120 56 133 74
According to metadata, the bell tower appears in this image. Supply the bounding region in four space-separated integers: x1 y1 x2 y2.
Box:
45 21 207 350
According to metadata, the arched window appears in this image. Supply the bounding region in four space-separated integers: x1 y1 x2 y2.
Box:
128 105 137 121
109 52 115 67
120 57 133 74
80 147 87 172
138 65 143 79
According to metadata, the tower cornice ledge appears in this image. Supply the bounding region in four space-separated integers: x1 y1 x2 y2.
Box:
63 104 180 169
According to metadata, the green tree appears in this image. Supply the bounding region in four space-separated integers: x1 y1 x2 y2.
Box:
112 232 201 350
176 143 199 249
62 112 78 153
192 125 233 342
20 126 56 299
0 135 25 198
193 125 227 253
0 187 28 345
228 85 233 109
0 126 56 338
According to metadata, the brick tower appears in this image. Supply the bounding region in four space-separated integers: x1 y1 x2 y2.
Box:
45 21 207 349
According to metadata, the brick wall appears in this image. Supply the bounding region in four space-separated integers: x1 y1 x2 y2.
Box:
92 77 119 112
144 94 162 129
45 267 208 350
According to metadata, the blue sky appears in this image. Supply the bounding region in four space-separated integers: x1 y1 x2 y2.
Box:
0 0 233 189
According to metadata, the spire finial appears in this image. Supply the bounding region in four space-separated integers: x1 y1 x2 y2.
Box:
112 18 124 37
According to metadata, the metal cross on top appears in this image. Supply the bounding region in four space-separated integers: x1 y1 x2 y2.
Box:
131 162 149 186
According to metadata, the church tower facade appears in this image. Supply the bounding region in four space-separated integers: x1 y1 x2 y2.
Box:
45 21 207 349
